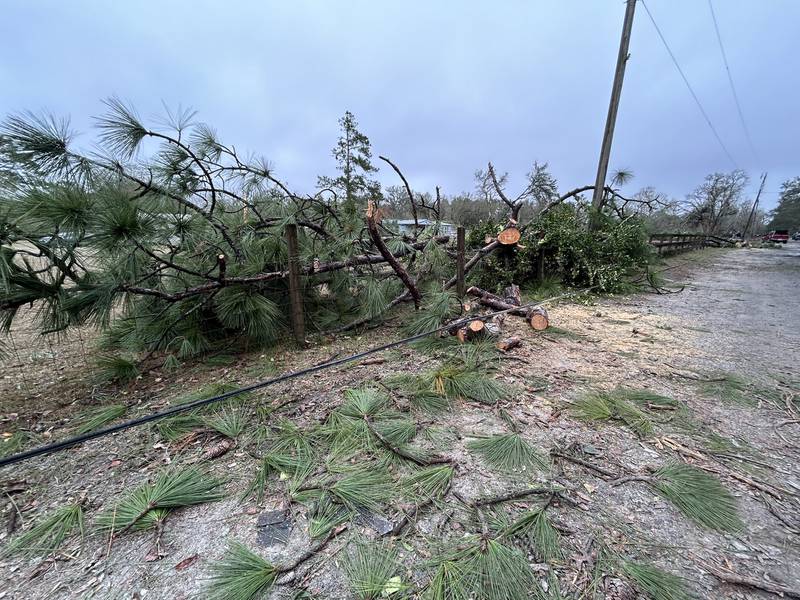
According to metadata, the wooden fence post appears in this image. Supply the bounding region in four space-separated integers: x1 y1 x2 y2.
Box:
284 224 305 346
456 226 466 298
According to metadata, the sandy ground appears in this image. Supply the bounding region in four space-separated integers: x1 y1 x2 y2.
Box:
1 244 799 599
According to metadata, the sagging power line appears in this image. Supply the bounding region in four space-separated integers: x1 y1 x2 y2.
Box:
708 0 760 163
640 0 738 169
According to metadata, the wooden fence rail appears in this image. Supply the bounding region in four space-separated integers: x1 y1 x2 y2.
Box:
649 233 735 255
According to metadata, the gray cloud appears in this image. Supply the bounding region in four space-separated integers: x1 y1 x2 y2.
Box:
1 0 797 208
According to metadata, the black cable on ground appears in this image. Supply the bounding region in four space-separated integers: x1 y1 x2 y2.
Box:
0 289 589 469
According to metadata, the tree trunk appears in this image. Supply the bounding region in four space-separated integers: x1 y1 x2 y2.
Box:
503 284 521 306
496 336 522 352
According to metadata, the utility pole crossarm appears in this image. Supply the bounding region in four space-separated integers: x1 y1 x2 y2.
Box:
591 0 637 218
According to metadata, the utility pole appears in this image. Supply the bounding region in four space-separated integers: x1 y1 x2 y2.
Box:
591 0 637 223
743 172 767 242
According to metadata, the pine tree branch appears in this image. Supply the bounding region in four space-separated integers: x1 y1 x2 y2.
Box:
366 200 422 308
119 235 449 302
379 155 419 234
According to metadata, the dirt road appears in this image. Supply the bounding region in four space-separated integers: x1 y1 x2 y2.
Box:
1 245 798 599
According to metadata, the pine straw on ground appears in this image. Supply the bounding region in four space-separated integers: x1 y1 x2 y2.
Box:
2 250 800 599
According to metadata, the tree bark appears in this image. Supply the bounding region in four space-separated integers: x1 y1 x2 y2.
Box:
496 336 522 352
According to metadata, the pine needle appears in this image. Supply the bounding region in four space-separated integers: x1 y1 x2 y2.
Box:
329 468 395 512
653 462 742 532
455 537 544 600
572 390 654 437
308 494 350 540
410 390 451 413
3 502 84 558
402 465 455 501
404 291 458 335
243 450 313 502
207 541 276 600
468 433 549 474
204 405 245 439
97 468 224 533
75 404 127 434
620 560 694 600
424 560 469 600
0 430 27 458
96 354 139 383
155 413 205 441
450 371 510 405
339 387 389 418
341 541 402 600
502 508 562 561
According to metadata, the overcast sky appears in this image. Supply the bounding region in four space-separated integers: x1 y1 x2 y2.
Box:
1 1 797 210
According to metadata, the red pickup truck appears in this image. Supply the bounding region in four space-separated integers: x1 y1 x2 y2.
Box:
763 229 790 243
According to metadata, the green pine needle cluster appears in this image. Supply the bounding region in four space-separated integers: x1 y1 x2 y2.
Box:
426 537 545 600
207 541 277 600
96 354 139 383
468 433 549 474
3 502 85 558
243 420 317 502
403 291 459 336
387 364 510 407
572 389 655 437
307 494 350 540
97 468 224 533
341 541 403 600
75 404 127 434
156 413 206 441
620 560 694 600
328 467 395 512
502 508 562 561
323 387 419 460
204 405 246 439
652 462 742 532
402 465 455 501
699 373 780 406
0 430 27 458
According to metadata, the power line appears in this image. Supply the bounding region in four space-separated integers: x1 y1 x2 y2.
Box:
707 0 760 163
0 289 592 468
640 0 738 169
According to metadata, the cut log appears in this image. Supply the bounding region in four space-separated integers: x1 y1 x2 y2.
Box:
503 284 521 307
528 307 549 331
468 320 485 334
466 285 549 331
497 227 521 246
496 336 522 352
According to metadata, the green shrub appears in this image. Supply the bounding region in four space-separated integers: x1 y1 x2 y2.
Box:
469 205 653 293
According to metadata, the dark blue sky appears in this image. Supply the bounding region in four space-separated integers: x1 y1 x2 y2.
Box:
2 1 797 209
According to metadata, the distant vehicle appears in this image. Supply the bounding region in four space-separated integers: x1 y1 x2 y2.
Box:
792 232 800 241
763 229 790 243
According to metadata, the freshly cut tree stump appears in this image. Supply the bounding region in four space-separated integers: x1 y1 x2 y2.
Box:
468 319 485 334
527 307 549 331
497 227 521 246
496 336 522 352
456 319 485 343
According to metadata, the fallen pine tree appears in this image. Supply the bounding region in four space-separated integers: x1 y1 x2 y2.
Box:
0 102 658 375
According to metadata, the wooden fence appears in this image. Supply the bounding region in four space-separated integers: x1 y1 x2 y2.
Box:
649 233 735 255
